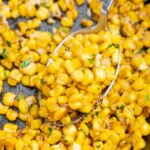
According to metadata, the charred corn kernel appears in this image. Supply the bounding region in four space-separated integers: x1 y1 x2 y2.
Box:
132 77 145 91
46 97 58 112
36 7 49 20
18 99 29 114
15 139 24 150
68 93 83 110
6 108 18 121
1 59 13 69
31 119 42 129
3 123 18 133
46 129 62 144
61 17 73 27
30 104 39 118
0 103 8 114
3 92 16 106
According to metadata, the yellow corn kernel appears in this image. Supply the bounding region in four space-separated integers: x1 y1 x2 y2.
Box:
31 119 42 130
54 107 67 120
134 138 145 150
18 99 29 114
63 125 77 137
46 129 62 144
20 62 37 76
6 108 18 121
29 104 39 118
15 139 25 150
132 77 145 91
56 73 69 85
22 75 30 86
58 95 68 105
3 123 18 133
29 140 39 150
93 67 106 82
81 19 94 27
36 7 49 20
140 122 150 136
75 130 86 144
9 69 23 83
40 53 49 64
18 112 28 121
0 103 8 114
3 92 16 106
64 60 75 74
39 106 48 117
26 5 36 17
87 83 101 95
46 97 58 112
68 93 83 110
47 62 59 74
99 129 110 141
61 17 73 27
72 69 84 82
26 39 36 50
1 59 13 69
82 69 94 85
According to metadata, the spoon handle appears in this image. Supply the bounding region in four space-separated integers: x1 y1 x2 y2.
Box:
102 0 114 15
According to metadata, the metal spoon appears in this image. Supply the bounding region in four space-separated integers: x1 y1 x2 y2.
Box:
46 0 121 127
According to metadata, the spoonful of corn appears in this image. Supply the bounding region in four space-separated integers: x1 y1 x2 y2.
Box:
45 0 121 127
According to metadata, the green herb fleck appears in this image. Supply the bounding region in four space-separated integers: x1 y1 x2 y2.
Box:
114 44 120 48
0 115 2 120
88 58 94 64
119 104 125 110
146 95 149 101
40 78 45 84
2 48 7 59
95 111 99 116
6 40 11 47
96 145 101 148
4 70 8 78
20 60 30 68
48 128 53 137
107 44 113 48
82 70 85 74
16 94 21 100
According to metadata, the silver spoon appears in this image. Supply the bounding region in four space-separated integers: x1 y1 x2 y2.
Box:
46 0 121 127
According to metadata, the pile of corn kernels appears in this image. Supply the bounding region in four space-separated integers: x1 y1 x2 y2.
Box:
0 0 150 150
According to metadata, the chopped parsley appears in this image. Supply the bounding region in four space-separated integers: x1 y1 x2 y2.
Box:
107 44 113 48
40 78 45 84
96 145 101 148
88 58 94 64
119 104 125 110
20 60 30 68
114 44 120 48
95 111 99 116
146 95 149 101
47 128 53 137
2 48 7 59
6 40 11 47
